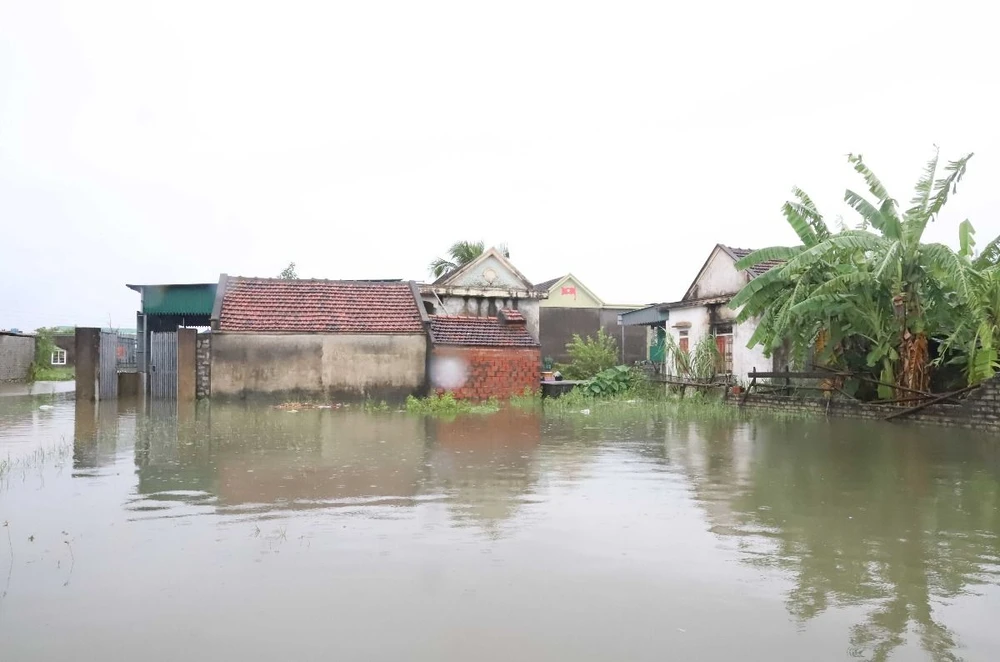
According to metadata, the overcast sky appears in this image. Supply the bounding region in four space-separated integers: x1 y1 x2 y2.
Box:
2 0 998 331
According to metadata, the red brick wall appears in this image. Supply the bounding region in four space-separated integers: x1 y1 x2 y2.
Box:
431 346 541 400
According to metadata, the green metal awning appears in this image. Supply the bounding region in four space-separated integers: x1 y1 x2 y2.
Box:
126 283 217 316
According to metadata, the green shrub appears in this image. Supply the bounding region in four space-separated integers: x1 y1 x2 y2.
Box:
559 329 619 379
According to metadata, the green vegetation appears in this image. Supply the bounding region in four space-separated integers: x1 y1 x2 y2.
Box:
663 333 721 380
429 240 510 279
362 398 391 413
558 329 619 379
278 262 298 279
27 328 73 382
405 392 501 416
29 366 74 382
509 387 542 410
731 148 1000 396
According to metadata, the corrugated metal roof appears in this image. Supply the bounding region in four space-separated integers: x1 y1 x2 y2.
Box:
619 305 670 326
128 284 218 315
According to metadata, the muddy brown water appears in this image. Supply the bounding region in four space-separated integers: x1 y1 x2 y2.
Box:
1 396 998 661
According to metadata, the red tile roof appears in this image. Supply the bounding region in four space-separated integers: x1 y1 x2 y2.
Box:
429 315 538 347
498 308 525 323
218 278 425 334
727 247 784 277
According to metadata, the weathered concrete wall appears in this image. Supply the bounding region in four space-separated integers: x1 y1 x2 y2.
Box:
539 307 645 364
75 327 100 401
0 332 35 381
686 248 748 300
177 328 196 401
663 304 771 377
430 345 540 400
429 295 541 341
734 376 1000 431
196 333 211 399
211 333 427 400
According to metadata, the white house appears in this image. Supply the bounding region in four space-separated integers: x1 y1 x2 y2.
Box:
620 244 782 379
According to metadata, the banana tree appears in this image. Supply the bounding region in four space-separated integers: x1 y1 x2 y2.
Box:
732 148 976 395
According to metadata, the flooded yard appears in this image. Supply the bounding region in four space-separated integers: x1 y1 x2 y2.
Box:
1 396 998 661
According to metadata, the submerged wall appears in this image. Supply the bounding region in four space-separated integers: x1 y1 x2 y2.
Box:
734 376 1000 431
210 333 427 400
0 332 35 381
430 345 540 401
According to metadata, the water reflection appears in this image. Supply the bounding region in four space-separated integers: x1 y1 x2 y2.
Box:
131 405 545 531
670 419 1000 662
2 397 999 661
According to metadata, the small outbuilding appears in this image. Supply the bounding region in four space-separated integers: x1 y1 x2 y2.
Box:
428 309 540 400
210 276 429 400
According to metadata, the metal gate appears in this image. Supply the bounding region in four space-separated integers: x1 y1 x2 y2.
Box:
99 331 118 399
149 331 177 399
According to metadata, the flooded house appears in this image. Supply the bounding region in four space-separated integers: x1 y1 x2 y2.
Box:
620 244 782 377
419 247 546 341
534 273 646 364
209 276 429 400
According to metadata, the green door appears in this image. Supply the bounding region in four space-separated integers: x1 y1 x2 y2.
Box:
649 326 666 363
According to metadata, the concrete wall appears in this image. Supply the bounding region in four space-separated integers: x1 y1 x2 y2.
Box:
75 327 100 401
211 333 427 400
196 333 211 399
539 307 646 365
430 345 540 400
662 303 771 378
177 328 196 401
734 375 1000 431
0 332 35 381
686 247 749 300
427 295 541 341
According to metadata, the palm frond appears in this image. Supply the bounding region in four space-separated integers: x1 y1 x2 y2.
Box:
449 240 486 265
973 233 1000 269
429 258 458 278
928 153 973 219
781 187 828 246
733 246 801 271
959 219 976 259
906 145 939 220
847 153 893 202
845 190 901 240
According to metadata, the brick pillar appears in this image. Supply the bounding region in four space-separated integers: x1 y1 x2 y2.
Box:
177 328 196 401
75 327 100 402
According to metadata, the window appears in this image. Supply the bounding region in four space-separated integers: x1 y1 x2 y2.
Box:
713 325 734 374
678 329 689 354
51 349 67 366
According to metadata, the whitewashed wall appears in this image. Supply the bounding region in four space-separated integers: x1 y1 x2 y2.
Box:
662 304 770 380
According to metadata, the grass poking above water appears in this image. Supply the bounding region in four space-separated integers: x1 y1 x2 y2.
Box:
28 366 74 382
405 392 501 417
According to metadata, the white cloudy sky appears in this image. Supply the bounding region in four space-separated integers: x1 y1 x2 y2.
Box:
2 0 998 330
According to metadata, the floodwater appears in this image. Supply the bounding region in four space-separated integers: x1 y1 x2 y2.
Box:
1 397 998 662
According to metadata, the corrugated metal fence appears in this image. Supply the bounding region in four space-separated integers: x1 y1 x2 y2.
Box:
149 331 177 399
99 331 118 399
